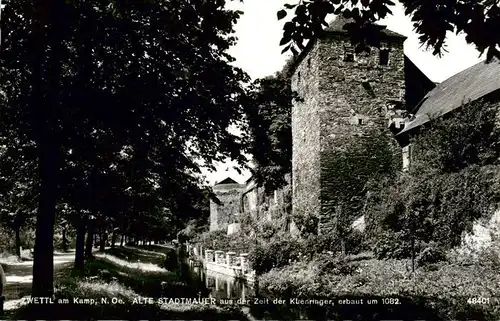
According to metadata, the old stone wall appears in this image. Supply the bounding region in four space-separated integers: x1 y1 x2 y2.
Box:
291 43 322 225
242 174 292 223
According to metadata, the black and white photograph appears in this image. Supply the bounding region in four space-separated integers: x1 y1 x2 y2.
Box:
0 0 499 319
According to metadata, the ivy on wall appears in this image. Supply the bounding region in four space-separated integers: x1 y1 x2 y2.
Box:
316 128 400 240
366 100 500 257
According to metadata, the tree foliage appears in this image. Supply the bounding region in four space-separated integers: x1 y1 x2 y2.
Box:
278 0 500 61
244 59 297 193
0 0 250 295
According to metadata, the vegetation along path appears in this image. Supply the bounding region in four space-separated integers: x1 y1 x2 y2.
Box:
2 246 246 320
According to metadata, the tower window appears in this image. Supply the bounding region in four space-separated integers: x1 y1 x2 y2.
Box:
358 118 363 125
379 48 389 66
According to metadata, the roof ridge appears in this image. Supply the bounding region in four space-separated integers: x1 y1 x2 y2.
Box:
398 56 500 135
325 15 406 39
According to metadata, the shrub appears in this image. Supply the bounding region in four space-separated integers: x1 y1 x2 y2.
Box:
416 244 447 268
316 253 360 276
373 231 423 259
248 246 268 275
249 237 304 275
194 230 254 254
345 229 368 254
302 233 336 257
450 239 500 268
291 212 319 235
256 220 280 240
196 230 229 250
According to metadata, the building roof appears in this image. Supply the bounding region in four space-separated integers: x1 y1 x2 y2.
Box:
325 16 406 39
404 56 437 112
398 58 500 135
215 177 239 185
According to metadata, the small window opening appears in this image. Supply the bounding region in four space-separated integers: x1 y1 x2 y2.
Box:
358 118 363 125
379 48 389 66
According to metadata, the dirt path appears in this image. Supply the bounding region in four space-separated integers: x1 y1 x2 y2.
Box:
1 252 75 310
1 246 167 311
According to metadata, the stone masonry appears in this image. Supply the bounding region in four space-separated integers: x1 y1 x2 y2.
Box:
291 41 322 229
209 178 245 232
291 19 406 235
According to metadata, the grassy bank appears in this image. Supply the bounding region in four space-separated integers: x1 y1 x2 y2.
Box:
255 252 500 320
6 251 245 320
104 246 166 265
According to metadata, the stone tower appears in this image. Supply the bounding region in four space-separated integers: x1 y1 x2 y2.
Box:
209 177 245 232
290 17 406 234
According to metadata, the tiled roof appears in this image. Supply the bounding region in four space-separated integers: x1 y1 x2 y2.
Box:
325 16 406 39
399 58 500 135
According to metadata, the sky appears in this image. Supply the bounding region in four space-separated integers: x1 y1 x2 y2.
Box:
201 0 487 186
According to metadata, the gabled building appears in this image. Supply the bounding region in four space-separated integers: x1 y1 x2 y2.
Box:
396 57 500 170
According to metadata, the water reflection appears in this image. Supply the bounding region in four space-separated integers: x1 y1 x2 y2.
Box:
189 261 255 302
174 248 445 320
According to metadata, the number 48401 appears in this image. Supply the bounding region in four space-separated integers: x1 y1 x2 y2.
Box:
467 297 490 304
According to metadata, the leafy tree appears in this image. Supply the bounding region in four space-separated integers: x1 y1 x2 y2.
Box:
1 0 250 296
244 59 297 192
0 125 38 259
278 0 500 61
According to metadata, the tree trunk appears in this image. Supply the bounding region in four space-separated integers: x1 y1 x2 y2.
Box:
99 230 105 252
74 216 87 271
32 155 59 297
31 0 64 298
85 218 94 258
120 234 124 247
15 225 21 260
62 227 68 252
111 230 116 249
